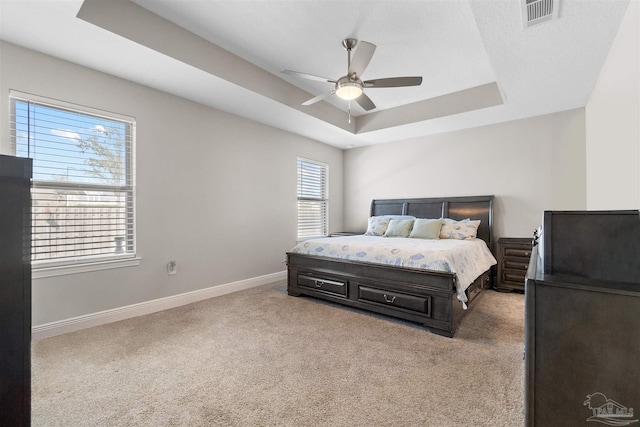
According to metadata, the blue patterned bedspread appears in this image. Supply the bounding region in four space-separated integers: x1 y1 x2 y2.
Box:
290 235 497 305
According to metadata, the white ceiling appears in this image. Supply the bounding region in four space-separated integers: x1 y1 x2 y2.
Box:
0 0 630 149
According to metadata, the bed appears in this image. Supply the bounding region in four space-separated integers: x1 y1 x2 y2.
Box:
286 195 496 337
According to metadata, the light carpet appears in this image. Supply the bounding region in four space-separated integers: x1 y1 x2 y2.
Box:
32 281 525 426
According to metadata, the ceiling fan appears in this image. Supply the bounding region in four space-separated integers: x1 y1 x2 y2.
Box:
283 38 423 115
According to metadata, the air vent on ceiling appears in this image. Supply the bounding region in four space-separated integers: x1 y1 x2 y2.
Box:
522 0 559 29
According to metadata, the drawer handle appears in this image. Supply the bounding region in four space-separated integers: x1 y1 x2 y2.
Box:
383 294 396 304
314 280 324 288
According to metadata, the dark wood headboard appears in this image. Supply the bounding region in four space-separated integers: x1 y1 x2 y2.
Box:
370 195 495 251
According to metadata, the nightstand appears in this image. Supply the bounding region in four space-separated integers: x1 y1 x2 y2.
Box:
496 237 532 292
329 231 362 237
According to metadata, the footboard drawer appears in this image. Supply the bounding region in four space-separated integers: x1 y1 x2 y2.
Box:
466 271 490 304
358 286 431 316
298 274 347 297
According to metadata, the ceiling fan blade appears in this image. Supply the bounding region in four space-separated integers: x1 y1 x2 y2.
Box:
302 91 335 106
348 41 376 77
364 77 423 88
282 69 335 84
355 92 376 111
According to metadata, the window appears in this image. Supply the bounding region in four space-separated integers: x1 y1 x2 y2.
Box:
10 92 136 270
297 158 328 239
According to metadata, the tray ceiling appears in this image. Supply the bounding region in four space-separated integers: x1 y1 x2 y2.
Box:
0 0 630 148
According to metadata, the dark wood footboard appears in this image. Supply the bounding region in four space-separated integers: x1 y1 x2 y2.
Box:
286 253 490 337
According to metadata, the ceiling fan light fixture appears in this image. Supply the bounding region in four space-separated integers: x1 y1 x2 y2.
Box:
285 39 422 115
335 80 362 100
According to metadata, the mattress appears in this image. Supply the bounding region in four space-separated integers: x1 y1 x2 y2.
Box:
290 235 497 305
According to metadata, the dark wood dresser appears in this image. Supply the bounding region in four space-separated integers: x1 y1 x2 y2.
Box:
496 237 532 291
525 210 640 427
0 155 32 427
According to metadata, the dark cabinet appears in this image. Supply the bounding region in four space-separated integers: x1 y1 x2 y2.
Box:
525 210 640 427
0 155 32 427
496 237 532 291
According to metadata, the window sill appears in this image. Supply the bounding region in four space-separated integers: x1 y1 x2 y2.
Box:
32 256 141 279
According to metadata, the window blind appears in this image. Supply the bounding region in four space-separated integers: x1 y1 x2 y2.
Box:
10 92 136 264
297 158 328 238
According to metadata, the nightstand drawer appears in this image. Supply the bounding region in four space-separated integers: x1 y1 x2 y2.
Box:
504 259 529 270
503 270 526 284
504 247 532 258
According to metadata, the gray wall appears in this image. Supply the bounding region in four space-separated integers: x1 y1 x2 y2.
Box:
343 2 639 239
586 1 639 209
0 41 343 325
343 109 587 239
344 2 640 239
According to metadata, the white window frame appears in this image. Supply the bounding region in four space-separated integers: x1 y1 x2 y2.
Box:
9 91 139 278
297 157 329 240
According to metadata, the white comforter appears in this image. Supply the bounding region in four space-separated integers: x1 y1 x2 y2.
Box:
290 235 497 306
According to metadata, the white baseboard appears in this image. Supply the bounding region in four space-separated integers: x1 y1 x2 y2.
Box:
32 270 287 341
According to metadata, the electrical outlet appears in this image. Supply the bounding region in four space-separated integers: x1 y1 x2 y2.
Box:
167 260 177 275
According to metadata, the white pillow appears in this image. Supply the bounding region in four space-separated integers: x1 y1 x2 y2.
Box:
439 218 481 240
364 215 415 236
409 218 443 239
384 219 415 237
379 215 416 220
364 216 391 236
